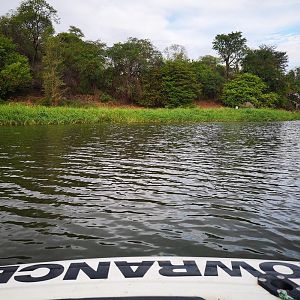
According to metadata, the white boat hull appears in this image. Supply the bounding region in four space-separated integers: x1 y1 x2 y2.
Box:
0 257 299 300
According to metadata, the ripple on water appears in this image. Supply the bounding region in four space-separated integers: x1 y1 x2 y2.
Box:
0 122 299 264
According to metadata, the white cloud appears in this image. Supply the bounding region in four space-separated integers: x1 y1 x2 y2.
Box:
1 0 300 68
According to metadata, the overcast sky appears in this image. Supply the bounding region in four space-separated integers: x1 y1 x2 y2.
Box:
1 0 300 69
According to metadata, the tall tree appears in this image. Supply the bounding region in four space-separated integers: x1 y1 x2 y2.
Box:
55 28 106 94
212 31 247 79
242 45 288 94
0 0 59 69
107 38 163 102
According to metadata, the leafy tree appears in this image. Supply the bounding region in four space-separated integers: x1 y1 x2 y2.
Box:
286 67 300 109
192 56 225 100
222 73 267 107
242 45 288 95
0 35 32 99
139 66 164 107
287 67 300 94
107 38 163 103
42 36 64 105
0 0 59 68
213 31 247 79
160 60 201 107
164 44 188 61
55 28 106 94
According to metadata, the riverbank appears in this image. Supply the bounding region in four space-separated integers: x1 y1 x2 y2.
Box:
0 104 299 125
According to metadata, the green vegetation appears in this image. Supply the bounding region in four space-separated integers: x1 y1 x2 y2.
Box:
242 45 288 96
0 0 299 111
159 60 201 107
106 37 162 103
42 36 64 105
0 35 31 98
0 0 58 69
0 104 299 126
222 73 280 108
192 56 224 100
212 31 247 79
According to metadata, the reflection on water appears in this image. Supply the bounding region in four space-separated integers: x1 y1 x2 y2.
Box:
0 122 299 265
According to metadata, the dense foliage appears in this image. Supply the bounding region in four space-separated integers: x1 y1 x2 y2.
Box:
0 0 299 110
106 37 162 103
222 73 280 108
242 45 288 94
0 0 58 85
160 60 201 107
192 56 224 100
55 29 106 95
0 35 31 99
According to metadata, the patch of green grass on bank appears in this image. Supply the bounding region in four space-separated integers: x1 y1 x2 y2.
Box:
0 104 299 126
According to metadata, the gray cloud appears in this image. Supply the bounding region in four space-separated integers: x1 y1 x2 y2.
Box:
1 0 299 68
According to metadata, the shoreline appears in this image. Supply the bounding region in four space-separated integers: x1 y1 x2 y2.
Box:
0 104 299 126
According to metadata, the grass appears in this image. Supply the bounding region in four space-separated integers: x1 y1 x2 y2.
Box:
0 103 299 126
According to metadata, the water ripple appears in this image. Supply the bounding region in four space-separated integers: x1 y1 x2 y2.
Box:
0 122 299 264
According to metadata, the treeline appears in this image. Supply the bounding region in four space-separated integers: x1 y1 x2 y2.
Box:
0 0 300 109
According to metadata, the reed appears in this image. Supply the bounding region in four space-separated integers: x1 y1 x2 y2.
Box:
0 104 299 126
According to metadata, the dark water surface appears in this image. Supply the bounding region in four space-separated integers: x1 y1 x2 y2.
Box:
0 122 299 265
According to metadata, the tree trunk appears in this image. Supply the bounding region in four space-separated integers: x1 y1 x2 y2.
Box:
225 60 230 80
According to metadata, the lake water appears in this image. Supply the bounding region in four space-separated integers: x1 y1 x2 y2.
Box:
0 122 299 265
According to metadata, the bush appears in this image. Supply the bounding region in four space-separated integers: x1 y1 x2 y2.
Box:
100 92 115 103
260 92 281 108
222 73 267 107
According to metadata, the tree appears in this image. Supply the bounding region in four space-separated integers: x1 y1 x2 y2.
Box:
42 36 64 105
160 60 201 107
0 0 58 76
164 44 188 61
287 67 300 94
198 55 222 70
55 28 106 94
286 67 300 109
222 73 279 108
192 56 225 100
107 38 163 103
139 65 164 107
242 45 288 95
213 31 247 79
0 35 32 99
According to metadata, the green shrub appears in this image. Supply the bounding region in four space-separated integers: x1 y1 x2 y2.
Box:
100 92 114 103
222 73 267 107
260 92 281 108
